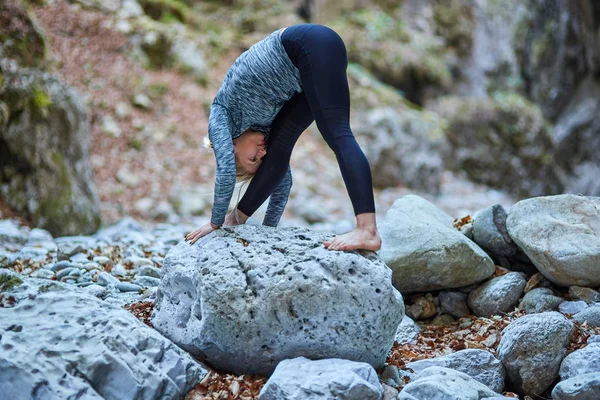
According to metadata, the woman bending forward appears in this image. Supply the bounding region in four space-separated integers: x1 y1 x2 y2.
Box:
185 24 381 251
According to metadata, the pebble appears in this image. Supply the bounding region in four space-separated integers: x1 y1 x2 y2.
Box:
559 300 589 315
96 271 120 287
111 263 127 277
125 256 153 268
83 262 102 271
30 269 55 279
117 282 143 292
56 267 77 279
133 276 161 288
137 265 161 278
70 253 90 263
93 256 111 266
49 260 72 272
84 284 107 298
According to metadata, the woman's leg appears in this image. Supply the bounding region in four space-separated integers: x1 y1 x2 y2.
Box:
282 24 381 251
236 92 314 219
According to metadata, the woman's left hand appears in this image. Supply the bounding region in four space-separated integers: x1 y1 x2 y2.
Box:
185 223 217 245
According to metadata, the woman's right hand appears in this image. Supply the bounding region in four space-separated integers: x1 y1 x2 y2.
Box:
185 222 217 245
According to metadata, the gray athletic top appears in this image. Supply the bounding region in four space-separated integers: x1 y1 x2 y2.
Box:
208 29 302 227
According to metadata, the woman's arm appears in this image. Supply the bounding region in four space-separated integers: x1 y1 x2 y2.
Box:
263 166 292 227
209 103 236 227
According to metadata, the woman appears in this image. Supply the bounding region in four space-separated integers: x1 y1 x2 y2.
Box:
185 24 381 251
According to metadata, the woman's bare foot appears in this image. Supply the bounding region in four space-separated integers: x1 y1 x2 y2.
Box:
324 212 382 252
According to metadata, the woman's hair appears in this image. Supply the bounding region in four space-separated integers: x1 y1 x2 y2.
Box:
204 133 254 182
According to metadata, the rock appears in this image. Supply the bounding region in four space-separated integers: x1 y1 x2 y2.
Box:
172 40 207 83
132 93 152 109
406 349 505 393
100 115 121 137
569 286 600 304
559 343 600 380
0 219 29 251
406 297 436 321
506 195 600 287
111 263 127 277
431 314 455 325
497 311 574 395
468 272 526 317
117 282 142 292
114 102 130 120
559 301 589 315
96 271 119 287
132 275 161 288
0 1 47 68
472 204 517 259
379 195 495 293
168 184 212 216
589 335 600 344
94 217 144 243
440 290 471 317
0 62 101 236
380 365 402 388
432 93 564 197
382 383 399 400
518 287 564 314
258 357 383 400
395 316 421 345
573 306 600 327
137 265 161 278
552 372 600 400
117 0 144 18
0 278 205 399
398 366 503 400
351 106 447 192
152 225 404 375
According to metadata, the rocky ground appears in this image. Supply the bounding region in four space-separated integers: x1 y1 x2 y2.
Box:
2 193 600 399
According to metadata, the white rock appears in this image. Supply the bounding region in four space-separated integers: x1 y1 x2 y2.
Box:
259 357 383 400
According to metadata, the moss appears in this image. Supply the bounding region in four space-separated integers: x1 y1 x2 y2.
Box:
139 0 190 24
329 9 451 105
147 82 169 98
127 137 144 151
432 0 474 57
30 85 52 116
0 1 47 67
141 31 175 69
0 274 23 292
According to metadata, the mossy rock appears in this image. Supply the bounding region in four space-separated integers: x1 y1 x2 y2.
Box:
432 0 474 58
0 0 47 68
139 0 190 24
433 92 565 197
329 9 451 105
0 274 22 292
0 68 101 236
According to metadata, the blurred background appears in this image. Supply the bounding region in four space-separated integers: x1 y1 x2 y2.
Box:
1 0 599 237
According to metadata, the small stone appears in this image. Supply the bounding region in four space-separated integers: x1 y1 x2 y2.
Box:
395 316 421 345
84 284 106 298
132 276 161 288
559 300 589 315
83 262 101 271
96 271 120 287
50 260 72 272
30 269 55 279
382 383 399 400
111 264 127 277
134 198 154 214
101 115 121 137
439 291 470 318
132 93 152 109
117 282 142 292
381 365 401 388
431 314 455 326
125 256 153 268
137 265 161 278
92 256 111 266
69 253 89 263
569 286 600 304
115 102 130 120
406 297 436 320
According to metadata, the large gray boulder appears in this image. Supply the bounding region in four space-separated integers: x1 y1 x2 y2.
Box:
405 349 505 393
506 195 600 287
559 343 600 380
0 62 101 236
0 277 205 400
379 195 495 293
398 367 507 400
497 311 574 395
552 372 600 400
468 272 527 317
151 225 404 375
258 357 383 400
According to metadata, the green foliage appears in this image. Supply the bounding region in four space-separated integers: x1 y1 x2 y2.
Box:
127 137 144 151
0 274 23 292
30 85 52 115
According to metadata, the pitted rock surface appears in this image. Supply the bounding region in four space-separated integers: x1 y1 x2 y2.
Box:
379 195 495 293
0 278 205 400
506 194 600 287
151 225 404 375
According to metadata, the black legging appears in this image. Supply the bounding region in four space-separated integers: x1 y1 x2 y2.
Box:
237 24 375 219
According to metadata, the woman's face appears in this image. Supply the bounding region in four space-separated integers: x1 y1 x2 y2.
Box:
234 130 267 175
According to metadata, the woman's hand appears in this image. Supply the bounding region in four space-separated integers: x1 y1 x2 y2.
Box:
185 222 217 245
